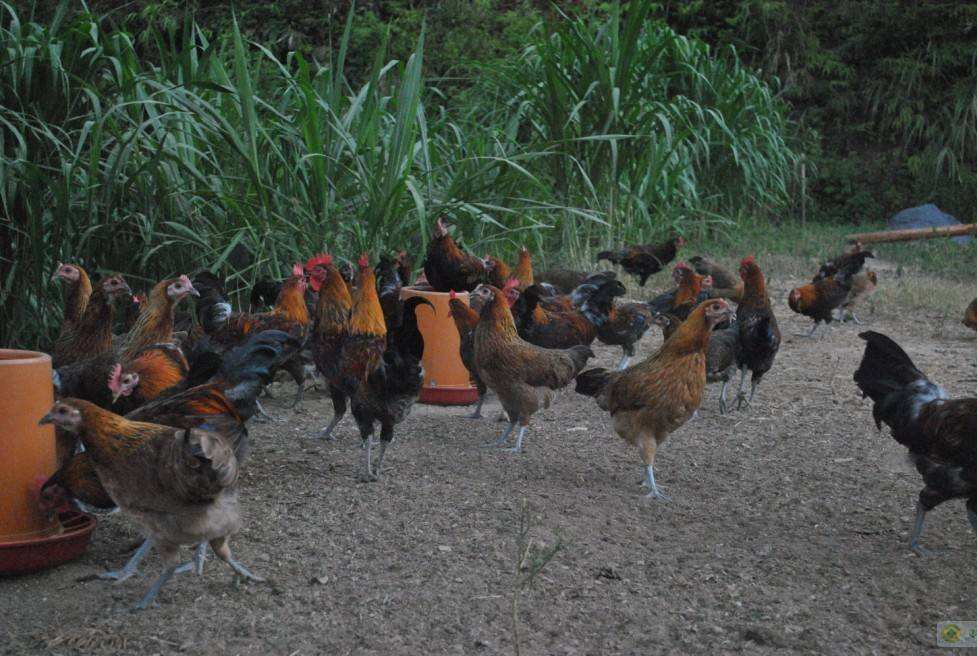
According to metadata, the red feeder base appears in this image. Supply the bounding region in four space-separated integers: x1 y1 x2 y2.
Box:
0 511 97 576
420 386 479 406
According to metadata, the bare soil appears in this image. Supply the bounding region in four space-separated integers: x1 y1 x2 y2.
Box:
3 270 977 656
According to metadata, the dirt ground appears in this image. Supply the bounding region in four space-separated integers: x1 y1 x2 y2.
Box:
3 265 977 656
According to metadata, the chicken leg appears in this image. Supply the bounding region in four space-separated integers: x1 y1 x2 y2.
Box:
468 396 485 419
910 501 933 556
317 389 347 440
373 423 394 479
642 464 670 501
734 366 750 410
617 355 632 370
719 379 730 414
98 538 153 582
209 536 264 582
174 543 208 576
639 436 669 500
362 437 377 481
483 421 514 448
135 564 179 611
503 425 528 454
254 399 274 422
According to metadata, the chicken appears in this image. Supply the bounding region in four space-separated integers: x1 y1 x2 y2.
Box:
535 267 590 294
597 235 685 286
120 293 146 334
840 270 878 324
705 322 740 414
853 331 977 556
449 289 487 418
40 399 261 610
647 263 713 337
122 275 199 357
472 284 594 453
688 256 744 303
52 274 131 367
597 300 655 370
733 256 780 410
423 215 488 292
813 242 873 282
350 293 432 480
965 297 977 332
514 247 534 290
512 283 603 349
788 266 865 338
55 341 187 408
575 299 734 499
307 254 353 439
42 329 292 535
377 253 409 333
51 263 93 364
485 255 513 289
198 265 311 408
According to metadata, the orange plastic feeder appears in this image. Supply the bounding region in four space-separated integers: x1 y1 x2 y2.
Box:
401 287 479 405
0 350 96 575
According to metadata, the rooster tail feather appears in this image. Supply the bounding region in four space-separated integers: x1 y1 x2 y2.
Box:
853 331 940 430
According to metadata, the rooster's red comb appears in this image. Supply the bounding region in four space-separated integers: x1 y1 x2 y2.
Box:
358 253 370 268
305 253 332 270
740 255 756 267
503 277 520 291
107 363 122 392
674 261 690 271
292 263 304 277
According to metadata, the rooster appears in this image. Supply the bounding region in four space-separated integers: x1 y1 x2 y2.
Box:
52 274 131 367
597 296 655 370
473 285 594 453
597 235 684 286
648 263 713 338
121 275 199 357
853 331 977 556
813 241 873 282
688 256 744 304
307 254 353 439
788 251 871 337
40 399 261 610
733 256 780 410
107 344 190 413
575 299 734 499
965 297 977 332
423 215 488 292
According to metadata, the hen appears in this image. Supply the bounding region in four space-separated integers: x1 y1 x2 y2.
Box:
423 216 488 292
648 263 713 338
52 274 131 367
40 399 261 610
841 270 878 324
853 331 977 555
514 247 534 291
51 263 93 364
575 299 733 499
688 256 743 303
535 267 591 294
597 235 685 286
511 281 620 350
122 275 199 357
473 284 594 453
485 255 513 289
813 241 873 282
449 289 487 419
733 256 780 410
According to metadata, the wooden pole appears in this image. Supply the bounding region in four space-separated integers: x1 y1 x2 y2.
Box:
847 223 977 245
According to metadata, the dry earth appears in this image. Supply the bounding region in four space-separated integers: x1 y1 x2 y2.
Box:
2 263 977 655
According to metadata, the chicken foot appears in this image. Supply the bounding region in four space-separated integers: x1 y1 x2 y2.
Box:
174 543 208 576
734 367 750 411
468 395 485 419
135 564 179 611
209 537 264 582
482 421 514 448
253 399 274 423
502 426 528 454
617 355 632 370
910 501 935 557
641 464 670 501
719 380 730 415
98 538 153 583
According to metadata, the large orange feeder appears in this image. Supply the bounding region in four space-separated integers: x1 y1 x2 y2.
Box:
0 350 95 575
401 287 479 405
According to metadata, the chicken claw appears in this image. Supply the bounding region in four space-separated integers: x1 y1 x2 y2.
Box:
173 543 208 576
482 422 514 448
641 465 670 501
467 397 485 419
99 538 153 583
909 502 937 557
501 426 527 454
134 565 178 611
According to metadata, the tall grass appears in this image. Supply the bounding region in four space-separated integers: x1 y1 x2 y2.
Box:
0 1 798 349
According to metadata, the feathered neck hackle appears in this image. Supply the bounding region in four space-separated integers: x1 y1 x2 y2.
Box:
515 248 534 287
479 286 519 339
349 257 387 338
70 399 158 461
738 256 768 307
274 275 310 325
63 265 93 324
124 278 179 355
312 261 352 337
660 302 713 355
448 291 479 331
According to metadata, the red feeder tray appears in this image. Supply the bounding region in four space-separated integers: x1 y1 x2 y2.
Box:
0 511 97 576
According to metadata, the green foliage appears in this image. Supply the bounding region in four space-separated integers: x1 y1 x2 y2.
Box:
0 1 798 350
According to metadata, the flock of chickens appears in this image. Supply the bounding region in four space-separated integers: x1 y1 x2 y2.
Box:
33 214 977 610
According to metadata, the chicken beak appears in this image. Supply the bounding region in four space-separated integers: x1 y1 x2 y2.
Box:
38 412 54 426
111 391 122 404
187 282 200 297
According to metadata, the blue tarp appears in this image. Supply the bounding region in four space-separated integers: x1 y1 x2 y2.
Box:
888 203 972 245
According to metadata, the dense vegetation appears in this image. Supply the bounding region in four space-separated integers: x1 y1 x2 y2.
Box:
2 1 799 348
